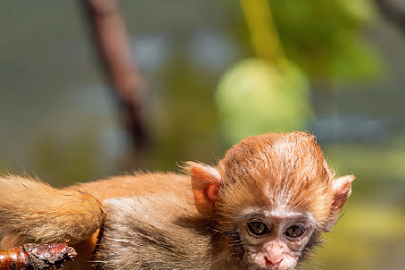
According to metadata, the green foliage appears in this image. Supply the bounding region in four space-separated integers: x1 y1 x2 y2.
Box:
146 59 222 170
307 202 405 270
216 59 312 144
269 0 381 80
325 141 405 185
302 139 405 270
217 0 382 144
32 134 98 187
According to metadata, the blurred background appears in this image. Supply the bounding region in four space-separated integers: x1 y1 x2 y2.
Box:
1 0 405 269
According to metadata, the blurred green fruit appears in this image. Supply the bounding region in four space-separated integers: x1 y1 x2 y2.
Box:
216 58 313 144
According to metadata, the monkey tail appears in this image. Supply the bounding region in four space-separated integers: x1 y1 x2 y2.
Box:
0 175 105 248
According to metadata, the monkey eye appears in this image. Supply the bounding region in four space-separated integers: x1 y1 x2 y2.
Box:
247 221 270 236
285 225 305 238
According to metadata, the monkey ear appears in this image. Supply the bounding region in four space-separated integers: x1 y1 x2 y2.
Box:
325 175 355 231
188 162 222 217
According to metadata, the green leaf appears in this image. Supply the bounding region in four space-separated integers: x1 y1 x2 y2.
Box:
331 32 383 81
265 0 381 79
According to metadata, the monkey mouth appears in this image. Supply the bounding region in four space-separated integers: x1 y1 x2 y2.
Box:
254 265 296 270
246 253 296 270
248 264 295 270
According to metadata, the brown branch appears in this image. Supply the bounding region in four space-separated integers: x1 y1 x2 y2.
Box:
0 241 77 270
81 0 149 150
375 0 405 34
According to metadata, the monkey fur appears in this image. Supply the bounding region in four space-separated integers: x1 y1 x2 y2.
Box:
0 132 354 270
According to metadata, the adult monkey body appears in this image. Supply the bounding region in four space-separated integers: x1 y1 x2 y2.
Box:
0 132 355 270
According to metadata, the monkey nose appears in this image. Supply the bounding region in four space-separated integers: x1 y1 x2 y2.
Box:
264 253 283 267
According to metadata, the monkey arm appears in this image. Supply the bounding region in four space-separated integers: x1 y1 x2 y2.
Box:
0 176 105 248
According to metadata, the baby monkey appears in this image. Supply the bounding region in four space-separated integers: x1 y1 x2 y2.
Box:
0 132 354 270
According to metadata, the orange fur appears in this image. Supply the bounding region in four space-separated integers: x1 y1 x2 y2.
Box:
0 176 105 246
0 132 354 270
213 132 354 231
65 172 192 202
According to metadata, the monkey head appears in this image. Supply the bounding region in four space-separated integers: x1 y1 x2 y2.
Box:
189 132 354 270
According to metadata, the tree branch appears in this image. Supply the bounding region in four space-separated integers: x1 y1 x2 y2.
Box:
81 0 149 151
375 0 405 34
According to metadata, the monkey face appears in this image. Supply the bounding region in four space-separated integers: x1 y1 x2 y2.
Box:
237 210 316 270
